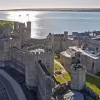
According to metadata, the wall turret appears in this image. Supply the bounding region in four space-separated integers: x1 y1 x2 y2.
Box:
64 31 68 39
45 33 54 75
19 22 25 32
3 26 12 38
45 49 54 75
26 21 31 41
70 63 87 91
14 22 19 31
46 33 54 50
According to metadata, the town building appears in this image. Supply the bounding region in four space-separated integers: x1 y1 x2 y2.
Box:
52 57 99 100
60 46 100 74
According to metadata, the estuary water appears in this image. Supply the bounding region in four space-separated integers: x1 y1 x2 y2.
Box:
0 11 100 38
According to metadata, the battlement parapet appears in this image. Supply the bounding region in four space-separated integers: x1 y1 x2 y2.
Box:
14 21 31 32
86 38 100 45
27 44 45 51
71 64 87 74
10 46 45 61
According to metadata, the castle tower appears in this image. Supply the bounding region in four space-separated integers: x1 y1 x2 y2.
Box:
45 33 54 75
13 22 20 37
64 31 68 39
70 63 87 91
26 21 31 41
14 22 19 31
3 26 12 38
19 22 25 32
46 33 54 50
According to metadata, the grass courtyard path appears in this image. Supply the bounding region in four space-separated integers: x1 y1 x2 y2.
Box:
54 60 71 84
54 59 100 97
54 60 66 73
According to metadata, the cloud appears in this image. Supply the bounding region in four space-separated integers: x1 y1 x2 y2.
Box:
0 0 100 9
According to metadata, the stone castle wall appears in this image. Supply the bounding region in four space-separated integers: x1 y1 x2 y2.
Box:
27 32 80 55
83 38 100 51
70 64 87 91
10 46 53 100
80 53 100 74
37 64 52 100
13 21 31 46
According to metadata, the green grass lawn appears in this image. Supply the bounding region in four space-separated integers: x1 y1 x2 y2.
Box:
63 73 71 81
96 72 100 77
54 63 63 71
55 77 64 83
86 75 100 97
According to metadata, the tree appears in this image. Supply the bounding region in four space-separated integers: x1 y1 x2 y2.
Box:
0 21 13 34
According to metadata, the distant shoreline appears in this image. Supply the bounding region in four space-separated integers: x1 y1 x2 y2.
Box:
1 8 100 12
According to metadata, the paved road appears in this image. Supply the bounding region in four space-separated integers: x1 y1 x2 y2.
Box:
0 73 18 100
0 70 26 100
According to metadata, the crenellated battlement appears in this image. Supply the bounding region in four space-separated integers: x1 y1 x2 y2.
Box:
14 21 31 32
13 21 31 45
71 64 87 74
70 63 87 91
53 31 68 38
86 38 100 45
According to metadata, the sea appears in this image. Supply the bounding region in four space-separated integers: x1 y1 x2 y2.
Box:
0 11 100 38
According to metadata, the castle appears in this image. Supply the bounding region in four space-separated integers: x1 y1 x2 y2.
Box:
0 21 54 100
0 20 100 100
53 52 100 100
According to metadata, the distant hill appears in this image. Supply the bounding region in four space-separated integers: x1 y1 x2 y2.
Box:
1 8 100 12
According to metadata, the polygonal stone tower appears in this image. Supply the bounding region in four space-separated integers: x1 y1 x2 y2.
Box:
64 31 68 39
70 63 87 91
45 33 54 75
26 21 31 42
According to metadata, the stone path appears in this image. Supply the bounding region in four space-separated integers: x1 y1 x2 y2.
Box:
0 70 26 100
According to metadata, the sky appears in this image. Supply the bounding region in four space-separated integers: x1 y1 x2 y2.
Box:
0 0 100 9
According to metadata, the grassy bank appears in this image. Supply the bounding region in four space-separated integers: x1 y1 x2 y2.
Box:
54 55 60 62
86 75 100 97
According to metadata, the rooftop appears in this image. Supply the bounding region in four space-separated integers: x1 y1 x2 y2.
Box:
61 46 100 59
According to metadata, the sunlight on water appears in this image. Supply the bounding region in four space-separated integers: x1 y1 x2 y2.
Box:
7 11 41 22
1 11 100 39
7 11 42 38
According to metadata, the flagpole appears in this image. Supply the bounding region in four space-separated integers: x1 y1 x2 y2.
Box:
27 14 29 21
19 15 21 22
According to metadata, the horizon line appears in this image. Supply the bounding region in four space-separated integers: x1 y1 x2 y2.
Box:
1 8 100 12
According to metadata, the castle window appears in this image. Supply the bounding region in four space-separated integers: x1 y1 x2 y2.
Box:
92 62 94 69
38 60 42 64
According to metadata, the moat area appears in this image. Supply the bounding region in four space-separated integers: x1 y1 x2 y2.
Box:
0 11 100 38
0 67 38 100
